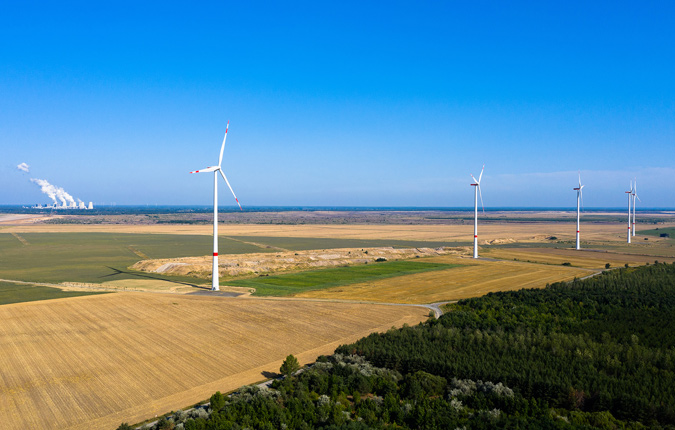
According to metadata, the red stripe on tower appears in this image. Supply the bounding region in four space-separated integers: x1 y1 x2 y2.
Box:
474 235 478 238
213 252 218 256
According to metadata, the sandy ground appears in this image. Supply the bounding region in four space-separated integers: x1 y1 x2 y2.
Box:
0 214 51 224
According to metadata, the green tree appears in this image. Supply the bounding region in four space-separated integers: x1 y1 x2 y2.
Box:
210 391 226 411
280 354 300 376
116 424 134 430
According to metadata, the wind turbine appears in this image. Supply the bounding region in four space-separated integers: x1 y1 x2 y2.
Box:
470 164 485 259
632 179 641 237
190 121 242 291
573 172 584 250
625 181 632 244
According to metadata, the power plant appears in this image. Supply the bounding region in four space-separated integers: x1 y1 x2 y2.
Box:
18 163 93 210
32 201 94 210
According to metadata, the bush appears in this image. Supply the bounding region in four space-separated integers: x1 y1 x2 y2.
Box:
116 424 134 430
605 263 611 269
562 262 572 266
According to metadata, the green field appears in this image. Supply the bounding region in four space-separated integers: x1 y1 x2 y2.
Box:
0 232 270 284
639 227 675 238
0 281 105 305
0 232 463 286
230 260 462 296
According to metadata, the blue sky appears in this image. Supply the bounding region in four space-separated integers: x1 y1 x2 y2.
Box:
1 1 673 207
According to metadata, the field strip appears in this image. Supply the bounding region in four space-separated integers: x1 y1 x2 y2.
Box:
0 292 427 430
296 258 596 303
9 232 29 245
126 245 150 259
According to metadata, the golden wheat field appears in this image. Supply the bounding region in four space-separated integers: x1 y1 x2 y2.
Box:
3 222 666 243
0 293 427 430
295 256 594 303
483 248 675 269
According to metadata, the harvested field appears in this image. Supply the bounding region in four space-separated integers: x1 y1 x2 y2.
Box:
295 256 594 303
0 293 427 430
6 222 673 244
484 247 675 269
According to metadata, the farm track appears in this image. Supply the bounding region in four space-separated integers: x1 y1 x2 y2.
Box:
0 292 427 430
9 232 29 245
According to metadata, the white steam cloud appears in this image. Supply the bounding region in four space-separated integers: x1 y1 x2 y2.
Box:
29 178 78 206
17 162 30 173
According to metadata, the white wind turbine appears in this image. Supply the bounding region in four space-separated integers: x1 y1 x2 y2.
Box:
470 164 485 259
625 181 632 244
632 179 640 237
573 172 584 250
190 121 242 291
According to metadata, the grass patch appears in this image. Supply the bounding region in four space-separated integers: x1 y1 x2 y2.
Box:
230 260 462 296
0 281 104 306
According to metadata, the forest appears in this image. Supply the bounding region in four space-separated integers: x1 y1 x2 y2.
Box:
120 263 675 429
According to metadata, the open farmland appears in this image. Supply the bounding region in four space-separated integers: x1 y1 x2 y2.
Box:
483 247 675 268
228 260 462 296
0 293 427 430
6 221 673 244
0 232 268 284
295 256 594 303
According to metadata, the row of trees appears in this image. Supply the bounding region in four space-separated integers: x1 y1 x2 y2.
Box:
120 262 675 429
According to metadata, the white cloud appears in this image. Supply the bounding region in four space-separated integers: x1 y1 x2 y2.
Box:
16 162 29 173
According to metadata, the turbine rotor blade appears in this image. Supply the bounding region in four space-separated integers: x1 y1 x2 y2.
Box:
478 164 485 183
190 166 218 173
219 169 242 211
478 185 485 214
470 174 478 184
218 121 229 168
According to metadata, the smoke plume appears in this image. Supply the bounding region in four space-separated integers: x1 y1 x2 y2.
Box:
30 178 77 206
17 163 30 173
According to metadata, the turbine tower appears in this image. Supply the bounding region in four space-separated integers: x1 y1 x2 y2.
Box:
573 172 584 250
470 164 485 259
190 121 242 291
625 181 632 244
632 179 640 237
